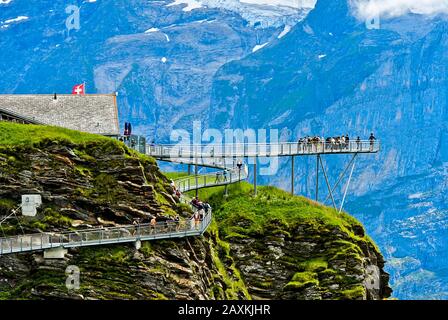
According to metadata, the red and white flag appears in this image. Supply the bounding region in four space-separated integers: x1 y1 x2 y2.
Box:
72 83 85 95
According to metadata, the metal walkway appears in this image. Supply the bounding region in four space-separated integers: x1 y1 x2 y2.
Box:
0 212 212 255
0 139 379 256
0 143 246 256
147 140 380 159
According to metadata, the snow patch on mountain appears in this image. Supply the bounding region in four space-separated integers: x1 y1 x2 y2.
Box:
241 0 316 8
166 0 316 27
144 27 170 42
166 0 203 12
1 16 28 29
252 42 269 52
278 24 292 38
144 27 160 33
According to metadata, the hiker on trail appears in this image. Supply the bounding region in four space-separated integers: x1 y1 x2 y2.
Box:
369 132 376 150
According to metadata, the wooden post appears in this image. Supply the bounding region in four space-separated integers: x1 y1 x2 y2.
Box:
291 156 295 195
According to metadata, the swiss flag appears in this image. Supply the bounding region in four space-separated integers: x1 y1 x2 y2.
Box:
72 83 85 95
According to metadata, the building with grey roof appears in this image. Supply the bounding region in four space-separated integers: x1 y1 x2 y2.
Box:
0 94 120 136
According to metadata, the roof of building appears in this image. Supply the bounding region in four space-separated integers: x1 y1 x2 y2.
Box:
0 106 44 124
0 94 119 135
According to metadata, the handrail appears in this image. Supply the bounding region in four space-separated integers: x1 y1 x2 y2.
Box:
146 140 380 158
174 165 248 193
0 138 378 255
0 209 212 255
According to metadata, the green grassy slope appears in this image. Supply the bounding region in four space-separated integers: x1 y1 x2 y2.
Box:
0 122 112 146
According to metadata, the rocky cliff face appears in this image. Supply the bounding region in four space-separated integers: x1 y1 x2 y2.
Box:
0 133 248 299
0 125 390 299
202 184 392 300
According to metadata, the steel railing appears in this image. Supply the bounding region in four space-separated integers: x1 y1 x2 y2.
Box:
146 140 380 159
174 165 249 193
0 210 212 255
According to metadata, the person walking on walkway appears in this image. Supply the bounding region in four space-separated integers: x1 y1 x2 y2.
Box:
369 132 376 151
150 217 157 234
215 171 222 183
193 211 201 230
174 215 180 232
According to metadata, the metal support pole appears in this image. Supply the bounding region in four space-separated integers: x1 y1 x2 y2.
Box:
291 156 295 195
254 158 257 196
315 155 319 201
195 163 198 198
324 153 358 204
187 164 191 176
339 157 357 213
224 185 229 197
319 156 337 210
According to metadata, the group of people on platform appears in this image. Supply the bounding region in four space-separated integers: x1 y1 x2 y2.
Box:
191 197 211 228
297 133 376 152
215 170 228 183
172 179 212 229
132 213 181 235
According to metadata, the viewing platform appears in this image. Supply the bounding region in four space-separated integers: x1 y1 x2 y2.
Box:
147 140 380 159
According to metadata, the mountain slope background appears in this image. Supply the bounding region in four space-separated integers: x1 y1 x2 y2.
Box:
1 0 448 299
208 0 448 299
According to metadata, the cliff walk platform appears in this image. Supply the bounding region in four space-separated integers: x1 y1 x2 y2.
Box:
0 139 379 257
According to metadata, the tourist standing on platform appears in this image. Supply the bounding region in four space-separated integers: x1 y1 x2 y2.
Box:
193 211 201 229
150 216 157 234
123 122 132 142
369 133 376 151
356 136 361 150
